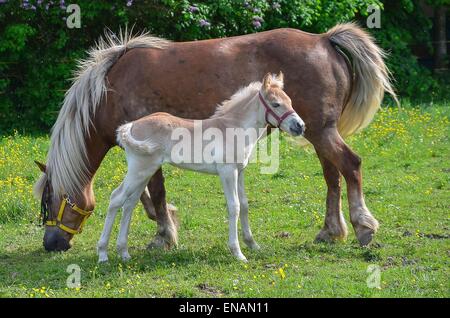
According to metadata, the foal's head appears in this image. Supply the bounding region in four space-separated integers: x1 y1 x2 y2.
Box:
259 72 305 136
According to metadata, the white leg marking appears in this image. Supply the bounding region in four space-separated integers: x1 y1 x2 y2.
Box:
98 184 126 263
238 171 260 250
219 166 247 262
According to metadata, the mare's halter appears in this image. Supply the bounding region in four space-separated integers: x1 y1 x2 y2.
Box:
258 92 295 128
40 180 93 235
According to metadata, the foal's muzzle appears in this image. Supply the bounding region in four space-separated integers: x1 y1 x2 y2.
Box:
287 115 305 136
290 121 305 136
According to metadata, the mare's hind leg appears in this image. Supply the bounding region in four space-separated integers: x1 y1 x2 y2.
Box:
237 171 260 250
314 154 348 242
140 188 156 221
146 168 178 250
311 128 378 246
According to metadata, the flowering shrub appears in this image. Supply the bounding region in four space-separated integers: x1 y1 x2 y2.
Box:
0 0 446 132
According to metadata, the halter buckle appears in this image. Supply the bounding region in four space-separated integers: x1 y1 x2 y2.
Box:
44 193 93 235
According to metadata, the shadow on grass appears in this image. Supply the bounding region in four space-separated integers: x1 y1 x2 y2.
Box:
0 233 386 296
0 242 241 291
282 239 384 263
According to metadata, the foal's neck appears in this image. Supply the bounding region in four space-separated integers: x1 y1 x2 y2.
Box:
213 92 265 130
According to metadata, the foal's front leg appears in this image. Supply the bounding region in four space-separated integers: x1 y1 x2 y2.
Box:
238 171 260 250
219 167 247 262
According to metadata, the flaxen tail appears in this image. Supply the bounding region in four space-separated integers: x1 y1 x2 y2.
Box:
326 23 398 138
116 122 160 154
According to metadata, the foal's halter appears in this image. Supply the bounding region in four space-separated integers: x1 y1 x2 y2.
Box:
258 92 295 128
40 181 93 235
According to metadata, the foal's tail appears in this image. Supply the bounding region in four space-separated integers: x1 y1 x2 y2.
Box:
326 23 398 138
117 122 159 155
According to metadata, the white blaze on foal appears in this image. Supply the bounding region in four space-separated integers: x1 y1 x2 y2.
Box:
97 72 305 262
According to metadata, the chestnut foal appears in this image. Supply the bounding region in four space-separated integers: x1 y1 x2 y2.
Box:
97 72 305 262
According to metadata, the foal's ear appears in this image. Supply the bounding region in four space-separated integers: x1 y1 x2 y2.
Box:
276 71 284 84
34 160 47 173
262 72 272 91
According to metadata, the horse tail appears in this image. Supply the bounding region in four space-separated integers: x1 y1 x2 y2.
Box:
326 23 398 138
34 29 170 198
116 122 160 155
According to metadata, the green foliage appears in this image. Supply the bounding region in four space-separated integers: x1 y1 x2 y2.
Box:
372 0 447 103
0 0 447 132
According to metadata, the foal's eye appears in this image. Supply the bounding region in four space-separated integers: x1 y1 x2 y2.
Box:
272 102 281 108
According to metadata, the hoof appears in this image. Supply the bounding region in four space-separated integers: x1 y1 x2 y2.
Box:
244 238 261 250
98 255 109 263
121 255 131 262
235 254 248 262
119 251 131 262
314 228 347 243
250 243 261 251
147 235 170 250
356 227 375 247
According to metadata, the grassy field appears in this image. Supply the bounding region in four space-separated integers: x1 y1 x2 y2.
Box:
0 104 449 298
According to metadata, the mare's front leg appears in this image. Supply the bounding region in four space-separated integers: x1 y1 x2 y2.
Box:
140 188 156 221
145 168 179 250
238 170 260 250
219 166 247 262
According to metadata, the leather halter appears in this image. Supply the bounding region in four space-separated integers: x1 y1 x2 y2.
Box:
258 92 295 128
43 193 93 235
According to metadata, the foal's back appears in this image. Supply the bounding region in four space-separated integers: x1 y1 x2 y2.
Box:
129 112 194 141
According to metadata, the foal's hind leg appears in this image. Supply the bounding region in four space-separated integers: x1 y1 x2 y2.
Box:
146 168 178 250
312 128 379 246
314 155 348 242
116 166 163 261
98 183 128 263
238 171 260 250
116 181 150 261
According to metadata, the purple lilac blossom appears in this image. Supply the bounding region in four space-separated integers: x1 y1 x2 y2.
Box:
188 5 199 13
252 20 262 29
199 19 211 28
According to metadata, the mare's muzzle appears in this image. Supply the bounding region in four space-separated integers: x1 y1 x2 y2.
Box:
43 227 72 251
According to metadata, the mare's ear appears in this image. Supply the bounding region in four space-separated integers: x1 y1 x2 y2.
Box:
34 160 47 173
262 72 272 91
276 71 284 85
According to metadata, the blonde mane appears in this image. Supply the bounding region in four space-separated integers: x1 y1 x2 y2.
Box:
34 29 170 198
211 74 283 119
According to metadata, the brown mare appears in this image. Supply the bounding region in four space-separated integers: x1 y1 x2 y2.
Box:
34 23 396 252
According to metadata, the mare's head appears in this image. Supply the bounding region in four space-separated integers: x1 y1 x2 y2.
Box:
259 72 305 136
34 161 92 251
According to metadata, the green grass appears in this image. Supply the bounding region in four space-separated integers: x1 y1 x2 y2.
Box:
0 104 449 298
